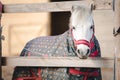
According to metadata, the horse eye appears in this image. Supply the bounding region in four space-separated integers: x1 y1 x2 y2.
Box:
73 27 76 30
90 26 94 29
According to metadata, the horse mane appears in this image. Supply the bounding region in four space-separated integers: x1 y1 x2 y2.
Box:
69 5 93 28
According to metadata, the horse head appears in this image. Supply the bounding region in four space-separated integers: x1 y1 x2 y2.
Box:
70 5 95 59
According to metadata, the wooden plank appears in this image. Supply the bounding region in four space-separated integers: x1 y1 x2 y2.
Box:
2 0 112 13
3 1 89 13
0 1 3 80
2 57 117 68
114 0 120 80
94 0 113 10
1 0 49 4
93 10 114 57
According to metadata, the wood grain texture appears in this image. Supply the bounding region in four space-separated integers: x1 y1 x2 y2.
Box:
3 1 89 13
2 57 119 68
3 0 112 13
0 1 2 80
94 0 113 10
114 0 120 79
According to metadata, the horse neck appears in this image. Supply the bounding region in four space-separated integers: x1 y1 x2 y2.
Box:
67 29 76 52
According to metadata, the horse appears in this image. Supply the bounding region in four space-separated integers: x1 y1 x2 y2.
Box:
12 5 102 80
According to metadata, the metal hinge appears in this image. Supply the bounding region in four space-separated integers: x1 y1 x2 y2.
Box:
113 27 120 36
0 27 5 40
0 35 5 40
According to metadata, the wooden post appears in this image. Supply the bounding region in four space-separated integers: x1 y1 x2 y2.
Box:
114 0 120 80
0 1 2 80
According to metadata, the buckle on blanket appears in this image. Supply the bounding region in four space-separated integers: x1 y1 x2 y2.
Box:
69 68 99 80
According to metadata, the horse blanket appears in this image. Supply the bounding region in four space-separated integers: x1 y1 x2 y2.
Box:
12 30 102 80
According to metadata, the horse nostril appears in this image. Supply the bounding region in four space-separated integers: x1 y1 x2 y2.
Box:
77 49 80 53
86 49 90 55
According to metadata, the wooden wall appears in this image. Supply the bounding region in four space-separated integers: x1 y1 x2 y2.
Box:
1 0 50 56
114 0 120 79
94 10 114 57
1 0 50 80
1 0 49 4
0 0 120 80
0 1 2 80
2 13 50 56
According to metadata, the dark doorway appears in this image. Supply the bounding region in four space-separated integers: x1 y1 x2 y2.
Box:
50 0 73 35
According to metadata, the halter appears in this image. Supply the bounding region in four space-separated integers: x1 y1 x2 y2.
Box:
70 27 94 50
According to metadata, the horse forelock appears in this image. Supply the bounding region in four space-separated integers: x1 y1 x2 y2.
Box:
69 5 93 28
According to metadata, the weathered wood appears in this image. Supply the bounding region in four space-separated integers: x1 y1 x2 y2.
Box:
114 0 120 80
2 57 119 68
93 10 114 57
0 1 2 80
3 0 112 13
94 0 113 10
3 1 89 13
0 0 118 80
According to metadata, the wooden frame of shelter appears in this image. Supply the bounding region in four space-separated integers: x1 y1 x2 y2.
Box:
0 0 120 80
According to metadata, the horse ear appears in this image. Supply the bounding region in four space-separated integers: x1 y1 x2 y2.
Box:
71 5 78 13
89 3 95 12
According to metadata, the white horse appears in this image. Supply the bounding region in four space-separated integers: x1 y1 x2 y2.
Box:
69 5 95 59
12 5 101 80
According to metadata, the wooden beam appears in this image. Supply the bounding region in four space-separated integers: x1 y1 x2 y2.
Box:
0 1 3 80
2 57 118 68
94 0 113 10
114 0 120 80
2 0 112 13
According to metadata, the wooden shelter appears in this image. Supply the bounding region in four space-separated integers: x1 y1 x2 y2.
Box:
0 0 120 80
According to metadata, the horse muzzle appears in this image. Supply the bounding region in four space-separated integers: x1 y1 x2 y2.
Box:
74 40 91 59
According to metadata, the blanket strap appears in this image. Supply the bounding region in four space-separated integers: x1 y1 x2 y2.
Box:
15 68 42 80
69 68 99 80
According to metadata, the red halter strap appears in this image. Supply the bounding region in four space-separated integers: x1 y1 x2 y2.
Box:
74 39 90 48
70 28 94 49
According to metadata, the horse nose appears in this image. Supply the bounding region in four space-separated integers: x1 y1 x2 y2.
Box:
86 49 90 55
77 48 90 56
